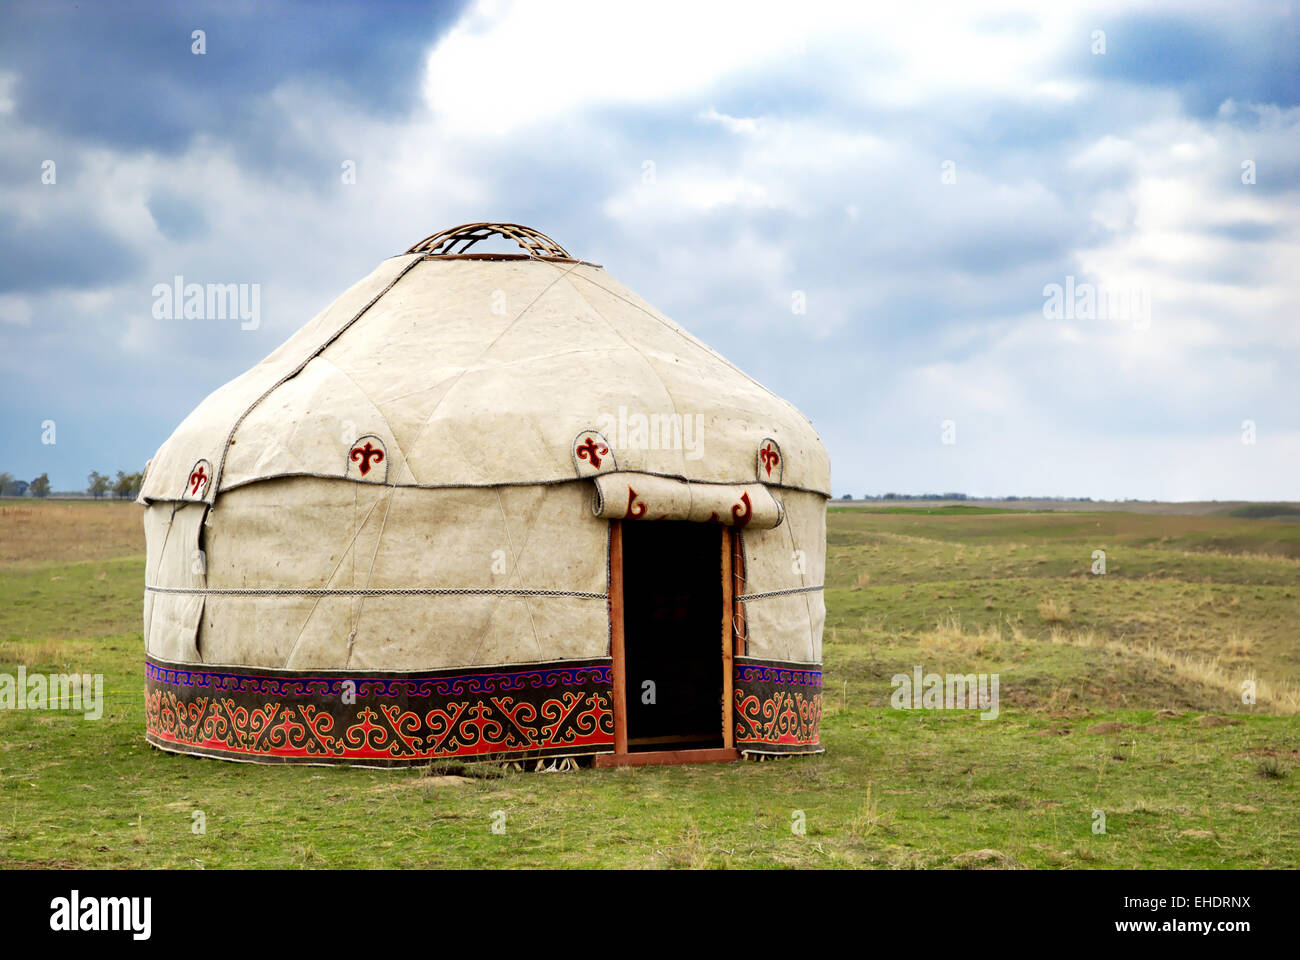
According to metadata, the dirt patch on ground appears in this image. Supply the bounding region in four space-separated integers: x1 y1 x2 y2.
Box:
1195 715 1243 728
1241 747 1300 761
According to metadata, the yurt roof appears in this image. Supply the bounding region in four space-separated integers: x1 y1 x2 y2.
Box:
140 223 831 504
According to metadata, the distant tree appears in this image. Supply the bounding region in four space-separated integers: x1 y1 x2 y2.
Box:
88 471 110 498
840 493 852 500
113 470 144 499
30 473 51 497
0 471 13 496
11 480 28 497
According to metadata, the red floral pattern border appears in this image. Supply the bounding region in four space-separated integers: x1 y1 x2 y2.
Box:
733 657 823 753
145 657 615 766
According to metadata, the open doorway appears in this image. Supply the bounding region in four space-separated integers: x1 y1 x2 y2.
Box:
621 521 724 751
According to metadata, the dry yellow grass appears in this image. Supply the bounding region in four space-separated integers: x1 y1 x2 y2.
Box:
0 638 65 666
1037 598 1071 623
848 782 894 840
1223 632 1256 659
1045 627 1300 714
919 615 1001 655
902 608 1300 715
0 502 143 566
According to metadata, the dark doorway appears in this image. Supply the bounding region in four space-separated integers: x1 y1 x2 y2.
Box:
621 521 724 751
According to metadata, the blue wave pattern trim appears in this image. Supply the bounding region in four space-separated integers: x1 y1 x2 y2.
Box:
734 662 823 688
145 659 614 699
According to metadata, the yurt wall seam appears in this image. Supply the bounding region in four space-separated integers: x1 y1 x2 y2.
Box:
277 491 385 669
343 488 396 668
142 501 185 652
208 253 425 507
479 487 545 664
147 501 180 594
784 513 818 659
567 269 827 443
396 260 585 477
502 488 551 577
311 354 416 471
558 269 688 476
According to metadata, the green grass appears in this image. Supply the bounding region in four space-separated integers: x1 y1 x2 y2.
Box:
0 556 142 641
1 505 1298 868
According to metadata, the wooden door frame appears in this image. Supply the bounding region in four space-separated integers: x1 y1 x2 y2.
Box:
596 520 740 768
608 520 629 755
721 527 734 749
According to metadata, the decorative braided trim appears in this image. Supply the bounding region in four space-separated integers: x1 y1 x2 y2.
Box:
145 585 607 599
735 585 824 601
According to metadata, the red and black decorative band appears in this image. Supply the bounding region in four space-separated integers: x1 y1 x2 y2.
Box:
144 656 615 767
733 657 823 755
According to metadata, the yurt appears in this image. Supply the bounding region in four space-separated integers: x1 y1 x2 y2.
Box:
139 223 829 768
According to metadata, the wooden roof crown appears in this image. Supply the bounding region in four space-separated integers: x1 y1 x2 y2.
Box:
405 222 577 261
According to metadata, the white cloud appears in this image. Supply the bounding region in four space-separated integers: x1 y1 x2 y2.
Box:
698 108 762 136
422 0 810 136
0 294 31 326
420 1 1126 137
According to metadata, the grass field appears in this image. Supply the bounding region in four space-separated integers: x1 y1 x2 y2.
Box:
1 501 1298 869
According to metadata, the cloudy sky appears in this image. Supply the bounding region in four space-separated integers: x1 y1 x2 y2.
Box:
1 0 1296 499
